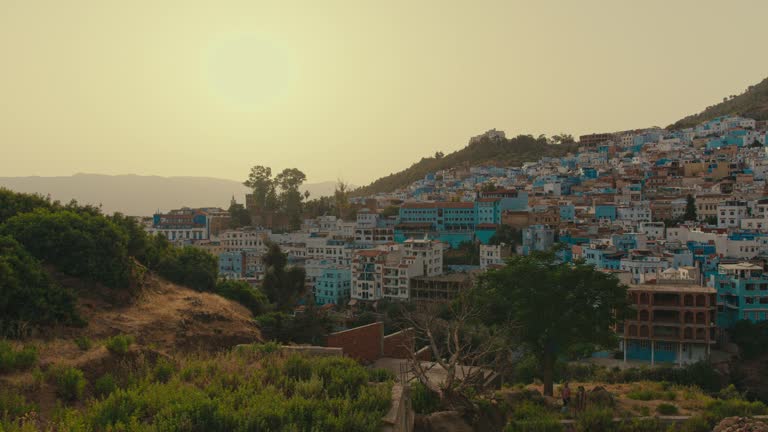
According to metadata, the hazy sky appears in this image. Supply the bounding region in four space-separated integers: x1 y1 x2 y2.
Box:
2 0 768 185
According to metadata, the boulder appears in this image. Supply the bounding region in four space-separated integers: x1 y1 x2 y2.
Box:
713 417 768 432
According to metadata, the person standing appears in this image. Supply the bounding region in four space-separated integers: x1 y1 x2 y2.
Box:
561 382 572 413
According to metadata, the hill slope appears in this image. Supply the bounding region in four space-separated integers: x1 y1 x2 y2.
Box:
354 135 577 196
670 76 768 129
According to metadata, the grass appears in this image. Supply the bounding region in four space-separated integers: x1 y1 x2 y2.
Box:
48 366 86 402
655 403 679 415
73 336 92 351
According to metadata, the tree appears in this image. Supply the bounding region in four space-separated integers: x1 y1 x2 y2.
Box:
434 151 444 159
489 224 522 247
551 133 575 145
477 251 628 396
380 205 400 218
333 180 351 220
227 202 251 228
275 168 307 230
243 165 277 211
481 182 499 192
156 246 218 292
261 242 306 310
684 194 697 221
215 280 268 316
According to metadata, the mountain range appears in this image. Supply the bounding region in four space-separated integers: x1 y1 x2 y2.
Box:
0 174 339 216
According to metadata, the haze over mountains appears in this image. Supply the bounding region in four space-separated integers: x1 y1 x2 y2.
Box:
0 174 339 216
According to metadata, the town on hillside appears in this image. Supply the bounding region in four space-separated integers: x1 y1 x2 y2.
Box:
145 114 768 367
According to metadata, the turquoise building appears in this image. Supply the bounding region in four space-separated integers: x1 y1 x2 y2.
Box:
713 262 768 328
314 267 351 306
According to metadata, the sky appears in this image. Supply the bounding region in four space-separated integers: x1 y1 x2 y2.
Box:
2 0 768 186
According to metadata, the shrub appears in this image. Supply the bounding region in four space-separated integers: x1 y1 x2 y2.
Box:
616 418 662 432
94 373 117 398
368 368 395 383
575 407 613 432
215 280 267 315
50 366 86 402
507 402 563 432
0 341 37 373
704 398 768 423
677 415 711 432
104 335 134 355
152 358 175 383
0 388 36 419
74 336 92 351
411 382 441 414
284 355 312 381
655 403 678 415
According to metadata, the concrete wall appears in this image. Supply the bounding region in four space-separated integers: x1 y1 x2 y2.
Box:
380 383 414 432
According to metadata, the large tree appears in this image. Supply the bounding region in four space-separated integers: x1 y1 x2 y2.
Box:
275 168 307 230
684 194 697 221
333 179 351 220
261 242 306 310
477 251 628 396
243 165 278 211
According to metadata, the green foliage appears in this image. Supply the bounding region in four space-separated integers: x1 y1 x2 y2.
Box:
215 280 267 316
156 246 218 292
284 355 312 381
0 235 81 336
506 402 563 432
354 135 578 195
49 366 86 402
410 382 441 414
1 209 131 288
443 241 479 266
368 368 395 383
489 224 522 247
575 407 614 432
51 350 391 432
105 334 134 355
94 373 118 398
380 206 400 218
243 166 308 230
615 418 662 432
0 342 37 373
227 202 251 228
153 358 175 383
728 320 768 359
704 398 767 422
477 251 628 394
73 336 92 351
676 415 711 432
0 388 36 420
683 195 697 221
256 308 334 345
261 242 306 310
626 387 675 402
655 403 678 415
0 188 54 225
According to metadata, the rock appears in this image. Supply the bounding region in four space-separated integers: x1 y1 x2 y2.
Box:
713 417 768 432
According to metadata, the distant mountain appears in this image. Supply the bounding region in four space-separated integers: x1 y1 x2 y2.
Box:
353 135 577 196
670 76 768 129
0 174 340 216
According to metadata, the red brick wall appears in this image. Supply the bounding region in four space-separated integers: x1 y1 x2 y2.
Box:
382 328 414 359
414 346 432 362
326 322 383 364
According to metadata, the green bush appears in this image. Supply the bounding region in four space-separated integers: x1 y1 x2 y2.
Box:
284 355 312 381
94 373 117 398
575 407 613 432
677 415 711 432
616 418 662 432
0 341 37 373
0 236 81 337
152 358 175 383
704 398 768 423
0 388 36 420
506 402 563 432
74 336 92 351
50 366 86 402
368 368 395 383
1 209 131 288
215 280 267 315
655 403 678 415
104 335 134 355
411 381 441 414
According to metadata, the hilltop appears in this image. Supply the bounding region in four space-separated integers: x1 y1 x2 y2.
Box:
353 134 577 196
670 76 768 129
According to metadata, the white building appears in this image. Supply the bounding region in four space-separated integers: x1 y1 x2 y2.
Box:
480 243 512 269
718 200 748 229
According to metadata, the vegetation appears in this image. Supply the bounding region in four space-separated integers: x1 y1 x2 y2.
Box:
0 235 81 337
670 76 768 129
0 349 394 431
261 242 306 310
478 251 629 396
489 224 522 247
215 280 268 316
243 165 309 230
728 320 768 359
655 403 678 415
73 336 92 351
0 341 37 373
354 134 578 195
155 246 219 292
1 209 131 288
105 334 134 355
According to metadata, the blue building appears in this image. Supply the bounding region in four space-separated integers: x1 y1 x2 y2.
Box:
595 205 617 222
219 251 245 279
713 262 768 328
522 225 555 255
314 266 351 306
559 203 576 222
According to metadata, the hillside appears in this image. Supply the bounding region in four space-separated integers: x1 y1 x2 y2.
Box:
0 174 339 216
670 76 768 129
354 135 577 196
